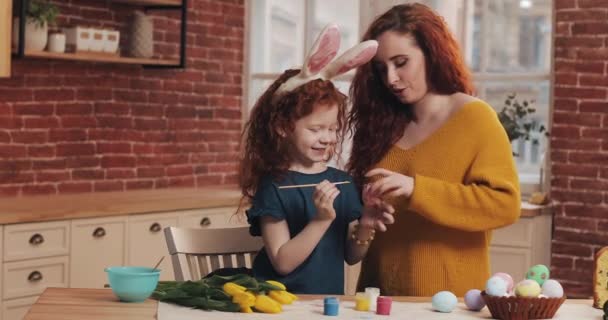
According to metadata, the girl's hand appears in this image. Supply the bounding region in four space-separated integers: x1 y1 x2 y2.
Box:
365 168 414 199
312 180 340 222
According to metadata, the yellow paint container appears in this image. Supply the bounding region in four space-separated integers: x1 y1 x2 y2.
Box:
355 292 370 311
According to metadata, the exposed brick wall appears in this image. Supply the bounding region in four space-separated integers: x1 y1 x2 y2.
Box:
0 0 244 197
552 0 608 298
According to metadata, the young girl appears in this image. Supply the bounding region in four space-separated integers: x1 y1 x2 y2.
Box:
239 25 393 294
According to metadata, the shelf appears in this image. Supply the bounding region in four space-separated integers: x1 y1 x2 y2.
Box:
22 50 179 66
110 0 182 6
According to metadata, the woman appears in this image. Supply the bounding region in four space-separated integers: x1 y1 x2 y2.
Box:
347 3 521 296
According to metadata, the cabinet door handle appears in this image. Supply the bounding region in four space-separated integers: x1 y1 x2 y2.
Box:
29 233 45 245
200 217 211 227
28 271 43 282
92 227 106 238
149 222 161 233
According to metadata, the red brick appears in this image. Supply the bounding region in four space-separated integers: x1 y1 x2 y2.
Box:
101 156 136 168
0 145 27 158
36 171 70 183
598 220 608 232
0 171 34 184
61 116 98 128
34 89 75 102
556 9 608 21
57 143 96 157
126 180 154 190
24 117 60 129
0 89 33 102
550 126 580 138
167 165 193 176
196 175 223 186
579 75 608 86
114 90 148 103
148 92 179 105
137 167 165 178
564 204 608 219
166 106 196 118
581 128 608 138
553 112 601 127
32 159 66 170
552 241 594 257
97 116 133 129
72 169 104 180
132 105 164 117
554 216 597 231
97 142 132 154
568 152 608 165
135 119 166 130
551 256 574 269
167 176 195 188
56 103 94 115
106 169 135 179
579 101 607 113
0 131 9 143
130 79 162 91
22 184 56 196
553 190 603 204
28 145 55 158
0 117 22 129
14 104 54 116
572 22 608 35
554 36 604 48
94 102 131 115
552 138 601 151
578 0 608 9
0 186 19 197
94 181 124 192
555 61 605 74
553 229 607 246
11 131 47 144
58 182 93 194
49 129 87 142
554 86 606 99
65 155 99 168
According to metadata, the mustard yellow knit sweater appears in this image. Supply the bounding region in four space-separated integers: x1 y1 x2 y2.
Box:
357 100 521 297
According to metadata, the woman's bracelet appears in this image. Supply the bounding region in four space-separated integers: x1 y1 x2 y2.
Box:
351 223 375 245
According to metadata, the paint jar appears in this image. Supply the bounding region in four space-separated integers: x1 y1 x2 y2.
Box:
323 296 339 316
355 292 370 311
365 287 380 311
376 296 392 316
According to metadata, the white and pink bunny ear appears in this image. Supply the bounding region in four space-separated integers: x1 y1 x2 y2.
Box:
321 40 378 79
274 23 378 97
303 23 341 77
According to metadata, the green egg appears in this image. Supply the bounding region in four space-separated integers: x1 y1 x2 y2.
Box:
525 264 550 286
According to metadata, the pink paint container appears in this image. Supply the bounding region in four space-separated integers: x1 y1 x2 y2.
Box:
376 296 392 315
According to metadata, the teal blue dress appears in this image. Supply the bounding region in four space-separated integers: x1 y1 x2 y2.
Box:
246 167 362 294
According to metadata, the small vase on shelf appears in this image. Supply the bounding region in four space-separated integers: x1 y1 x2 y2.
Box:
129 11 153 58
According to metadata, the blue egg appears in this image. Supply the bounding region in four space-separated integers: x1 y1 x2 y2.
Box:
432 291 457 313
486 276 508 296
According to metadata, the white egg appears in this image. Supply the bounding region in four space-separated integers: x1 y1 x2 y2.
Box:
541 279 564 298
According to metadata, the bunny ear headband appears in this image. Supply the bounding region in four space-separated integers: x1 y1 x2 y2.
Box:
274 23 378 96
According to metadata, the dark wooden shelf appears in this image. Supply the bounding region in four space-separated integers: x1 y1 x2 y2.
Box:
110 0 182 6
23 50 179 66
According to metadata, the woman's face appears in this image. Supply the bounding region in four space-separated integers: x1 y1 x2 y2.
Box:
373 31 429 104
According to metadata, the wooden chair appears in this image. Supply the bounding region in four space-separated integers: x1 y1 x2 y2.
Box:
164 226 264 281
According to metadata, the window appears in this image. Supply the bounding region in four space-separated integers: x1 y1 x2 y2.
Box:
427 0 553 192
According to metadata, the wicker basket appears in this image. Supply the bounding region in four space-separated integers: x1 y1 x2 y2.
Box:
481 291 566 320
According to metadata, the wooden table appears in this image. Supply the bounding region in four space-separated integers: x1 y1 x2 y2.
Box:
25 287 598 320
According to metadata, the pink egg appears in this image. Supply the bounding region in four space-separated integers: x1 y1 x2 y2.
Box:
493 272 514 293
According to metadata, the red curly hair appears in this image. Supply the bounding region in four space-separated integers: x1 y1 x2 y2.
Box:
347 3 474 186
239 69 349 201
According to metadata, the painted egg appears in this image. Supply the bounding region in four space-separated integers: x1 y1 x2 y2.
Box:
526 264 550 286
492 272 514 293
515 279 542 297
464 289 486 311
541 279 564 298
432 291 457 313
486 276 508 296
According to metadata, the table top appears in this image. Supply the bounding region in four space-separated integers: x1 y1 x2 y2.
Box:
25 287 598 320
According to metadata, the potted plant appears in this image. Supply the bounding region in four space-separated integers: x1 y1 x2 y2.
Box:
497 93 549 156
12 0 59 51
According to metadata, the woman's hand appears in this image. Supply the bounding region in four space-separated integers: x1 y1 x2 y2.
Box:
312 180 340 222
365 168 414 199
360 184 395 232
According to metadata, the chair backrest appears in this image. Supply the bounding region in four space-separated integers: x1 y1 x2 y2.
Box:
164 226 264 281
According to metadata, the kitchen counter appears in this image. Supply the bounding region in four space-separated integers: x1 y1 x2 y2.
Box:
0 187 546 225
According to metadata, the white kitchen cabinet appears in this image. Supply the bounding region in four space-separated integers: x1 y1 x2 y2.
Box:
3 221 70 262
70 216 127 288
127 213 180 281
178 207 245 229
2 297 36 320
3 256 68 300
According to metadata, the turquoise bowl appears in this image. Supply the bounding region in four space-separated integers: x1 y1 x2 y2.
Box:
104 266 160 302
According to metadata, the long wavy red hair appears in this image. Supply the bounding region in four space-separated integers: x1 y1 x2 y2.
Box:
239 69 348 201
347 3 474 186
